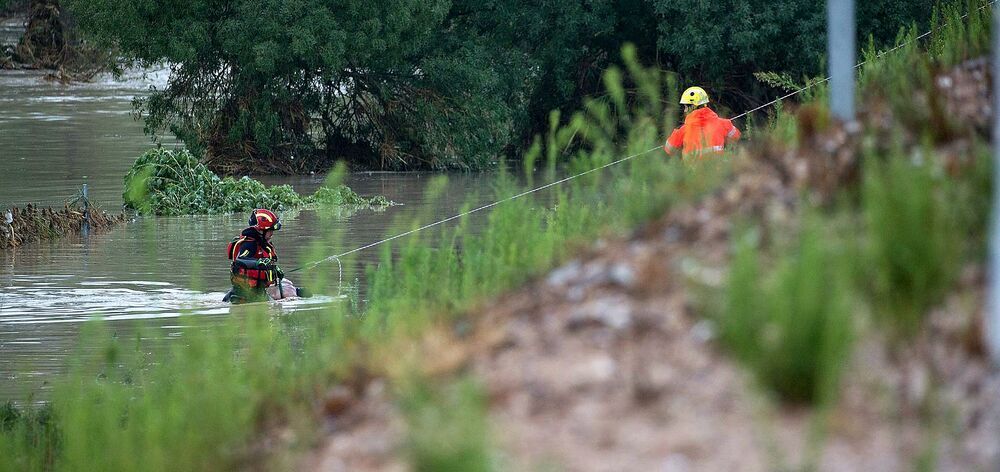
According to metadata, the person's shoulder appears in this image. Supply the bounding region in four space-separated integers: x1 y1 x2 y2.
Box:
236 228 261 245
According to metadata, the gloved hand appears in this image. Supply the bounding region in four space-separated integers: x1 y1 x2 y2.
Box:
275 266 284 279
256 257 276 269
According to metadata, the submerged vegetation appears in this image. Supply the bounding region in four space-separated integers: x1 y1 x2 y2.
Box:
122 148 389 216
1 1 997 470
0 201 124 249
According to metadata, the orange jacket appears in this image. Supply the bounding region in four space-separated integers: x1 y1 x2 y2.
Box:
664 107 741 155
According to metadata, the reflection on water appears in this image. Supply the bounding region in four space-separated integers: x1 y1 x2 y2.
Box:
0 68 501 400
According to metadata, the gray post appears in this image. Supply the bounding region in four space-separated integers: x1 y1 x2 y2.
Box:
81 183 89 237
828 0 856 122
988 4 1000 364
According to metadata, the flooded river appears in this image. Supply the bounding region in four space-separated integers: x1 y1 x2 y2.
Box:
0 68 498 400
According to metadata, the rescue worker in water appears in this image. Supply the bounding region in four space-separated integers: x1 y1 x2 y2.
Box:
663 86 741 157
224 208 298 303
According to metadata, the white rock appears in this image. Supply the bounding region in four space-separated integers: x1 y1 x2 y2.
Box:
609 263 636 288
661 453 692 472
691 319 715 343
567 297 633 331
547 260 582 287
572 354 617 387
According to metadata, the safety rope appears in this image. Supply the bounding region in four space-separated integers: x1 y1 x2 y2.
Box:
287 147 658 273
288 2 992 275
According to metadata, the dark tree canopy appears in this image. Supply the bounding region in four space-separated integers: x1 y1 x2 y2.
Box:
65 0 946 173
652 0 938 108
69 0 529 172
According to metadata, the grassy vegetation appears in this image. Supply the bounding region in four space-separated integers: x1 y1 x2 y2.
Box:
0 402 59 471
122 148 390 216
854 1 992 339
2 44 716 471
721 218 854 404
1 2 995 470
712 0 992 409
400 379 493 472
861 149 964 337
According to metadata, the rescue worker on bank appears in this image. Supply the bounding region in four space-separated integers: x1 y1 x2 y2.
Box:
664 86 741 157
224 208 287 303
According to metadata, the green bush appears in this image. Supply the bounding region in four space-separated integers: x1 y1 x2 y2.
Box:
928 1 992 67
307 185 390 207
719 220 854 404
401 379 493 472
861 151 963 337
0 401 60 471
123 148 387 215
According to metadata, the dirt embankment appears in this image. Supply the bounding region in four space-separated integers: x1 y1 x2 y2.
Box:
0 203 125 249
306 58 1000 471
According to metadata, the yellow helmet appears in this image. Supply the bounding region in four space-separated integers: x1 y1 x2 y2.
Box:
680 86 710 106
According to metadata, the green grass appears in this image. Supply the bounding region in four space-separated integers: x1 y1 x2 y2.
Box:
861 147 965 337
720 218 854 405
1 47 720 471
712 0 991 403
0 401 59 472
0 310 354 471
401 378 493 472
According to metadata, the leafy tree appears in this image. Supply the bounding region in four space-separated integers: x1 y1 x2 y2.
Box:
65 0 952 172
449 0 659 140
68 0 528 172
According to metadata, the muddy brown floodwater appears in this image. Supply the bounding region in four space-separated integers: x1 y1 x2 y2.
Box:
0 68 501 401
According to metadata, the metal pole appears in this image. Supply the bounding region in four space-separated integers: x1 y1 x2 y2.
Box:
988 3 1000 364
828 0 856 122
81 183 89 237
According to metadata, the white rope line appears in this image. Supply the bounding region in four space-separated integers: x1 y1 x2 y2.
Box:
731 77 831 121
288 145 659 272
291 2 991 274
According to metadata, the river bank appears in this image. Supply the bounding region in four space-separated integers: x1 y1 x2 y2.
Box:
306 21 999 471
0 47 505 402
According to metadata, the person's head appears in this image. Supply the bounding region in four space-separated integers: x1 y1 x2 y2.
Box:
679 86 709 114
249 208 281 239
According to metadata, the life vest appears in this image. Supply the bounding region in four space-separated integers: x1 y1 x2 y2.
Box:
227 232 278 289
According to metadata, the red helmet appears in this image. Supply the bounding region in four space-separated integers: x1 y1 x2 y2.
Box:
249 208 282 231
